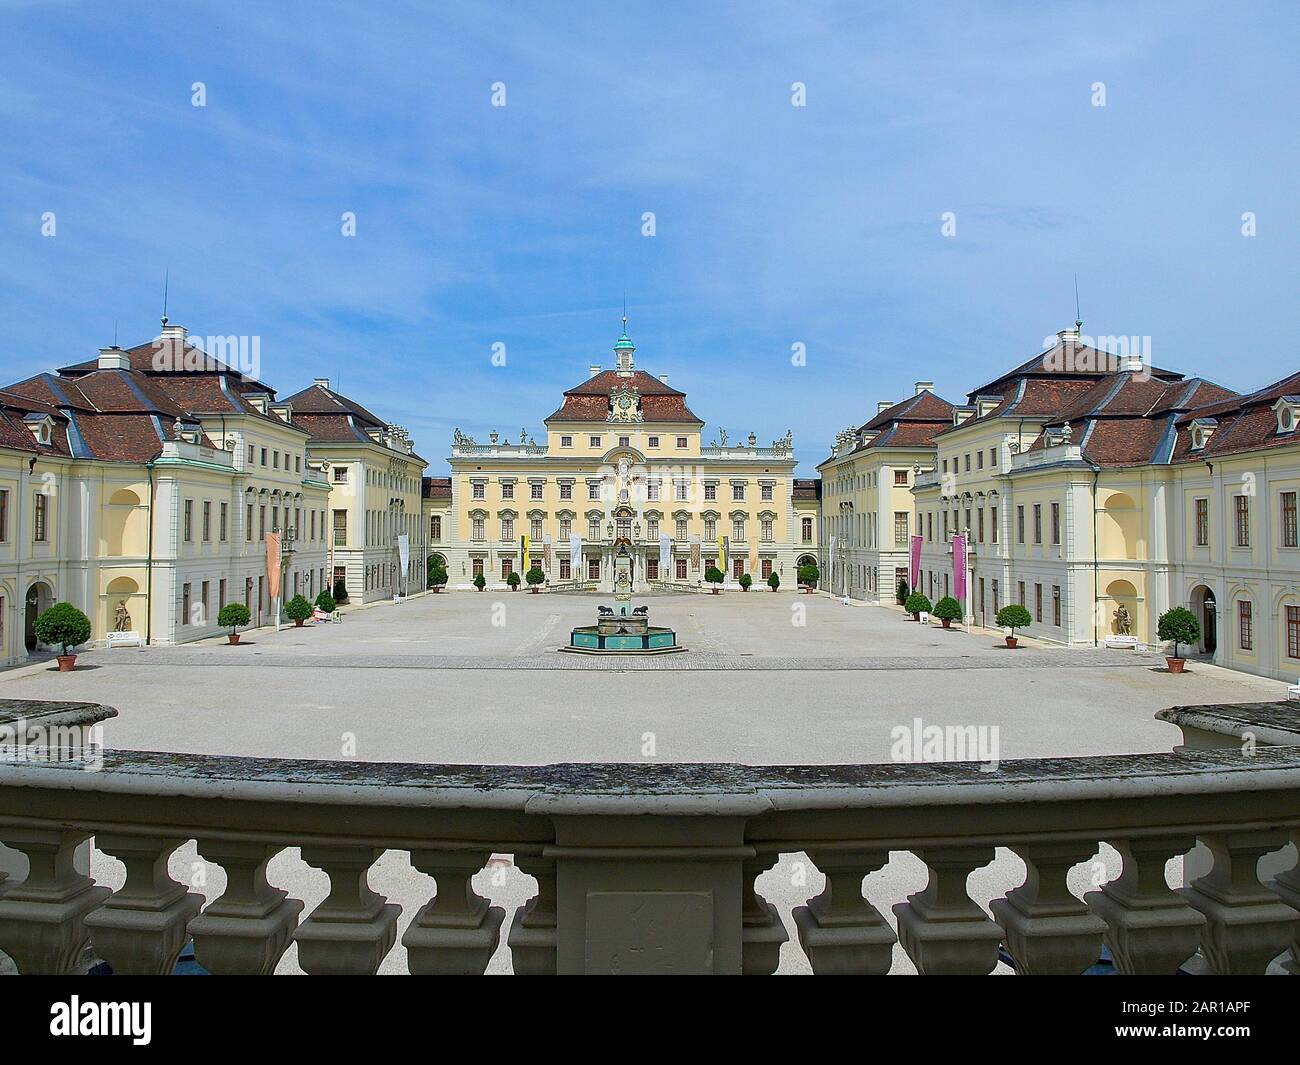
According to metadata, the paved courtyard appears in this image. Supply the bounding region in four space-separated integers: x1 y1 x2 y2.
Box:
2 589 1287 975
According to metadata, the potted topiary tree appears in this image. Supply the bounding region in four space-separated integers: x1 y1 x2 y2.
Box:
427 559 448 593
739 572 753 592
904 591 932 622
525 566 545 593
218 602 251 645
797 563 819 593
506 571 521 592
473 572 487 592
34 602 91 671
333 578 349 605
285 595 312 627
995 604 1032 648
896 578 909 606
315 589 336 615
768 571 780 592
1157 606 1200 674
705 566 725 594
932 596 963 629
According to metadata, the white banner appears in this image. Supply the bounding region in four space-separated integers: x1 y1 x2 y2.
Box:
397 533 410 595
659 534 671 570
570 533 582 571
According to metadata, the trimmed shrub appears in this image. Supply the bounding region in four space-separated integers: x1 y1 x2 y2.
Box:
1157 606 1200 660
427 555 448 589
333 579 349 603
34 602 91 654
506 571 521 589
932 596 964 623
797 563 820 588
738 572 753 591
314 590 336 614
285 595 312 622
704 566 725 586
995 604 1032 636
525 566 546 588
217 602 251 634
768 571 780 590
904 592 932 617
473 573 487 591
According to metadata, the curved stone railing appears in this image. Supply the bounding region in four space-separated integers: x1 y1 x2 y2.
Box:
0 702 1297 975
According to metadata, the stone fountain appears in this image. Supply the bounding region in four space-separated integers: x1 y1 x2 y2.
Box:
561 542 684 654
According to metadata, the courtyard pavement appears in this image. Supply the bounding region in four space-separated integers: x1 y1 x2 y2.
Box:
0 589 1287 975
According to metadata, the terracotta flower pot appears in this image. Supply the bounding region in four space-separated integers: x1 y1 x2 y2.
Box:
294 619 305 627
1166 657 1186 674
711 587 720 594
941 618 952 629
1004 636 1018 648
529 586 540 593
912 613 920 622
228 633 241 645
56 654 76 672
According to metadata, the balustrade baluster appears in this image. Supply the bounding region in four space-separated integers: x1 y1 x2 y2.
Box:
402 848 504 975
189 839 303 975
793 848 896 975
989 840 1106 975
294 845 400 975
1084 836 1205 974
892 845 1002 975
1267 828 1300 974
0 828 109 974
741 851 788 975
84 832 203 975
1181 829 1299 974
507 852 556 975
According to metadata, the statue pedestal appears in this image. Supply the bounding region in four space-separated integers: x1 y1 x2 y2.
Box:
1104 635 1138 650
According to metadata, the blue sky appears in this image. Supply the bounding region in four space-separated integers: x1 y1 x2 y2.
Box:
2 2 1296 474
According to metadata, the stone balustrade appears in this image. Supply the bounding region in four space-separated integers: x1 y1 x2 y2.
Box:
0 702 1297 975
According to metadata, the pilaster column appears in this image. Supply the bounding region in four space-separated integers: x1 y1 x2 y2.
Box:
794 848 896 975
1181 830 1299 974
294 845 399 975
990 840 1106 974
402 848 504 975
189 839 303 975
0 828 109 974
892 845 1002 975
507 852 556 975
1085 836 1206 974
84 832 203 975
741 851 788 976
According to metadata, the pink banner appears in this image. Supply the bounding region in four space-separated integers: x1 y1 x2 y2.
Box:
909 534 922 591
951 533 967 603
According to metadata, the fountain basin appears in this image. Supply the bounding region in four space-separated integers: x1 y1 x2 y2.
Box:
561 624 685 654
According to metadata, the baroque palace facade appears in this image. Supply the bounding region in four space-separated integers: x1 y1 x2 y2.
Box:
439 326 810 590
819 324 1300 683
0 323 429 668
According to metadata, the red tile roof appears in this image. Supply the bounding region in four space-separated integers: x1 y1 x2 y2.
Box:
423 476 452 499
546 369 702 424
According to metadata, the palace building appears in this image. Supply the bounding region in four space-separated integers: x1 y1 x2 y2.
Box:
440 324 801 590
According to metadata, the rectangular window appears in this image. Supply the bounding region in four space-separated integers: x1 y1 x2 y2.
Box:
183 499 193 542
0 488 7 542
1282 491 1298 548
182 583 191 625
894 469 909 486
991 579 999 613
977 508 985 543
246 504 254 542
676 481 689 502
430 515 442 541
588 481 600 500
589 435 601 448
559 557 571 580
761 559 772 579
733 558 744 580
894 511 908 545
272 451 279 469
219 502 228 542
618 436 630 448
1195 498 1209 546
1289 606 1300 659
1234 495 1250 547
33 492 48 542
530 518 542 541
202 501 212 542
332 510 347 545
677 518 689 540
1239 600 1253 651
676 557 687 580
1016 505 1025 544
588 517 601 540
472 517 485 541
646 517 658 540
732 483 745 501
501 558 513 580
1052 585 1061 626
1033 504 1042 544
247 444 255 464
647 557 659 581
761 518 773 542
260 448 268 466
556 481 572 501
704 483 717 501
704 517 716 540
648 435 659 448
500 517 514 541
472 558 484 579
201 580 210 622
1035 583 1043 623
732 518 745 541
589 557 601 580
472 481 485 500
530 482 544 500
676 436 688 448
761 483 774 501
1018 580 1025 607
1051 502 1060 546
560 435 572 448
501 482 514 500
991 506 998 544
802 516 813 543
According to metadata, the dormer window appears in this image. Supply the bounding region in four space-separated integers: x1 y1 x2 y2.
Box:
1189 417 1218 451
1273 397 1300 435
23 413 54 446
